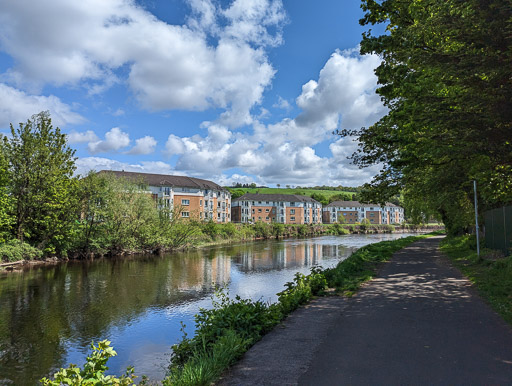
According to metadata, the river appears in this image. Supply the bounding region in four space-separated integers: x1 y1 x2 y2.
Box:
0 233 419 384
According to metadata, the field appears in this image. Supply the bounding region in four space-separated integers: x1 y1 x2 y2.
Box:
226 187 357 201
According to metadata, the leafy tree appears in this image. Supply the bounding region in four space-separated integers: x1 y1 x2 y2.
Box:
349 0 512 234
310 192 328 206
328 193 353 203
0 138 14 242
4 112 79 253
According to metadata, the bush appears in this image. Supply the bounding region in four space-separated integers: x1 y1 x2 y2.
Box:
0 240 42 262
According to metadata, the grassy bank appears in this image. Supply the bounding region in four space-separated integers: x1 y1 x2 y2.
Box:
440 235 512 324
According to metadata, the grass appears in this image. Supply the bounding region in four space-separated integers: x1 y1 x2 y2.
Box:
440 235 512 325
226 187 356 200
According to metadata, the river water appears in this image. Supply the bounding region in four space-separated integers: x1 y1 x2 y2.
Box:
0 233 419 384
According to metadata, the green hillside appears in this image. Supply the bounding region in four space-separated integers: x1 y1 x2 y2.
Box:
226 187 358 205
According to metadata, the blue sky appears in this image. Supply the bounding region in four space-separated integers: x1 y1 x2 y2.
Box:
0 0 385 187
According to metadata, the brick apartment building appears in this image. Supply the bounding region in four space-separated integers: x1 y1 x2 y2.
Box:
99 171 231 222
322 201 405 225
231 193 322 224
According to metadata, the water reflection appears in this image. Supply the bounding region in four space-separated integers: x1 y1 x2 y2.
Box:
0 233 417 384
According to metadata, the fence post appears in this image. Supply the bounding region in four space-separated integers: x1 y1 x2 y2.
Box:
474 180 480 258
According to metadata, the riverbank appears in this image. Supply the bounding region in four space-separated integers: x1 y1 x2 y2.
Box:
32 233 432 385
0 222 443 271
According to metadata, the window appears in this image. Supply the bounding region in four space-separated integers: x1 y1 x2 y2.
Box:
181 199 190 205
252 209 255 213
290 209 295 214
265 208 270 212
258 209 262 213
181 212 190 218
290 216 296 221
164 187 171 195
266 217 269 220
258 216 262 220
200 200 202 206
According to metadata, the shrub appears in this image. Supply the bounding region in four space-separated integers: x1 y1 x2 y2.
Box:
253 221 271 238
0 240 42 262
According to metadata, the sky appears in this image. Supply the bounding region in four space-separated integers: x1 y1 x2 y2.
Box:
0 0 386 187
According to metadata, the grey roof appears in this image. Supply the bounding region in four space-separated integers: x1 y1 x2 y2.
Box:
97 170 226 191
234 193 320 204
325 200 400 208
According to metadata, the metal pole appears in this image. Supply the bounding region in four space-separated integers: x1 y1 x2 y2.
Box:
473 180 480 257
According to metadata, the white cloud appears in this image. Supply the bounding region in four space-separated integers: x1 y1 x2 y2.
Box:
67 130 99 144
0 0 286 127
0 83 85 128
158 47 385 186
75 157 174 176
87 127 130 154
126 135 157 155
272 96 291 110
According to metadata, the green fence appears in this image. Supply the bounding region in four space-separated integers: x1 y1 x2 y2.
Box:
484 206 512 255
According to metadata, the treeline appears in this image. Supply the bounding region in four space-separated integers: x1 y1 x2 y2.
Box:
350 0 512 234
0 113 395 263
0 112 223 261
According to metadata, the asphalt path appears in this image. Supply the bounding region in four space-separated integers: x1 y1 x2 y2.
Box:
219 236 512 385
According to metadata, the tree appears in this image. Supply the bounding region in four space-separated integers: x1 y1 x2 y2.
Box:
4 112 79 253
349 0 512 234
0 138 14 242
310 193 328 206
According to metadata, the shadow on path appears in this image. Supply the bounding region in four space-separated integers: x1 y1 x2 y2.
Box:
219 236 512 385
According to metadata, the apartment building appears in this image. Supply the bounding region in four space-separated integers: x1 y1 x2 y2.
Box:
231 193 322 224
99 171 231 222
322 201 405 225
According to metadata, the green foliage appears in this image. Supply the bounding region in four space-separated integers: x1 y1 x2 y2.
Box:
0 239 42 262
169 266 328 384
0 138 13 242
441 235 512 324
170 288 281 370
4 111 79 255
226 187 357 201
165 330 248 386
40 340 137 385
253 221 272 238
310 192 328 206
352 0 512 234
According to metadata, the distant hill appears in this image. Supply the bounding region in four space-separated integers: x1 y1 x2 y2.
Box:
226 187 359 205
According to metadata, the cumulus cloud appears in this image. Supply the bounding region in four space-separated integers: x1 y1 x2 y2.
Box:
159 47 385 186
126 135 157 155
0 0 286 127
67 130 99 144
87 127 130 154
75 157 174 176
0 83 85 128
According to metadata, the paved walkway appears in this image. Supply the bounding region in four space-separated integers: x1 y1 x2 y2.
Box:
218 236 512 385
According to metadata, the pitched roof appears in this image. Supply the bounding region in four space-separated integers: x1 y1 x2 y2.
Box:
97 170 226 191
234 193 320 204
